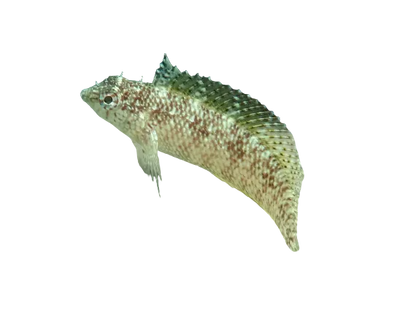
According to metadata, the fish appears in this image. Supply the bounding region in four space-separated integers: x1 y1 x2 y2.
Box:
80 54 304 251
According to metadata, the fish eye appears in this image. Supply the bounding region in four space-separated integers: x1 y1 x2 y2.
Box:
104 96 113 104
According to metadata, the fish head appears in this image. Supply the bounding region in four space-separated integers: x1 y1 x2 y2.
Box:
81 75 129 124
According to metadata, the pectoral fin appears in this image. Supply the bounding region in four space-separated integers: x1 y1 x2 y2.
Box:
132 128 162 196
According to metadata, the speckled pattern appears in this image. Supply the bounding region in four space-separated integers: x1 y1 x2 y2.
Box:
78 58 306 254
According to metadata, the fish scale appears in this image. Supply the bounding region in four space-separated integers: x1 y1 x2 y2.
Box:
81 54 304 251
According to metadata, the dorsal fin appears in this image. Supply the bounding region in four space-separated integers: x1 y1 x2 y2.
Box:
151 51 306 187
151 51 182 87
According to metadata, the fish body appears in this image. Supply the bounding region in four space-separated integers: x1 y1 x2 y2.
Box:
81 54 304 251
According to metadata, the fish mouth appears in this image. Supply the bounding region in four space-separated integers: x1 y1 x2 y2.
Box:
77 84 99 104
77 88 85 104
77 85 99 109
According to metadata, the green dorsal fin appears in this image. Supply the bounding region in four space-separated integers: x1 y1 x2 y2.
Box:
151 51 306 186
151 51 182 87
151 51 264 117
